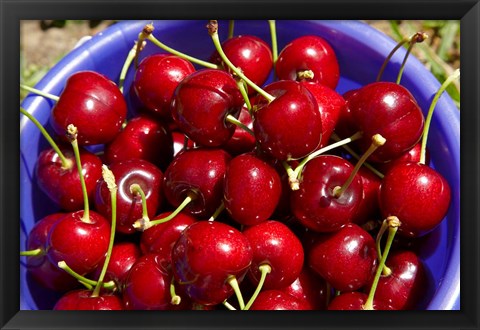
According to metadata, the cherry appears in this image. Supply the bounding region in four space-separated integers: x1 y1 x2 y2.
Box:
210 34 273 95
50 71 127 145
104 114 173 172
133 54 195 119
54 289 123 310
163 148 231 218
290 155 363 232
94 159 164 235
243 220 304 290
171 221 252 306
345 82 425 163
223 153 282 226
327 291 392 310
351 165 382 225
379 161 451 238
275 35 340 89
377 141 430 174
249 290 310 310
223 105 256 156
35 144 102 211
172 131 195 157
308 223 378 292
170 68 244 147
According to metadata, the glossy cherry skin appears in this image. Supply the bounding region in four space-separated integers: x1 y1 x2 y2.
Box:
279 267 328 310
104 115 173 172
163 148 231 218
300 81 345 148
223 105 256 156
210 35 273 95
46 210 110 275
345 82 425 163
275 35 340 89
122 254 173 310
170 69 244 147
25 213 79 292
290 155 363 232
367 250 427 310
50 71 127 145
308 223 378 292
327 291 393 310
379 162 451 237
351 166 382 225
94 159 164 234
140 211 197 263
253 80 322 160
35 145 103 211
172 131 195 157
249 290 310 310
133 54 195 119
377 141 430 174
243 220 304 290
54 290 123 310
171 221 253 306
224 153 282 226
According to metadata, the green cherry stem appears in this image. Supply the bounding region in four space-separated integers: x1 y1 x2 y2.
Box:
208 201 225 221
170 278 181 305
226 114 255 137
227 275 245 310
419 68 460 164
333 134 385 198
236 80 252 112
66 124 91 223
57 261 116 291
223 300 237 310
396 32 428 85
130 183 151 230
91 165 118 298
228 20 235 39
268 20 278 65
119 41 145 93
20 107 72 169
133 23 154 68
20 84 60 102
374 219 392 275
207 20 275 104
244 264 272 310
363 216 400 310
19 248 43 257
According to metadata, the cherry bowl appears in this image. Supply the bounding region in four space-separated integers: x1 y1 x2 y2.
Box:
20 20 459 310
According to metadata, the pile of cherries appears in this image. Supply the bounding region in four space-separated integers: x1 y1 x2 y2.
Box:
20 20 454 311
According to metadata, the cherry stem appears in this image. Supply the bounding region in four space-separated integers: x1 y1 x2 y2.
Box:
20 84 60 102
244 263 272 310
145 25 219 70
223 300 236 310
20 107 72 169
325 282 332 306
91 165 118 298
170 277 181 305
57 261 116 291
130 183 151 229
289 131 364 191
137 191 197 230
119 41 145 93
297 70 315 81
333 134 386 198
226 114 255 137
419 68 460 164
134 23 154 68
236 80 252 112
396 32 428 85
376 37 409 82
268 20 278 66
331 133 385 179
66 124 90 223
207 20 275 104
208 201 225 221
363 216 400 310
228 20 235 39
375 219 392 275
19 248 43 257
227 275 245 310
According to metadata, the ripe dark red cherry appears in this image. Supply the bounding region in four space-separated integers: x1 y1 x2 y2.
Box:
379 161 451 237
308 223 378 292
327 291 392 310
54 289 123 310
50 71 127 145
223 153 282 226
345 82 425 163
133 54 196 119
279 267 328 310
170 69 244 147
275 35 340 89
223 105 256 156
249 290 310 310
171 221 252 306
35 145 103 211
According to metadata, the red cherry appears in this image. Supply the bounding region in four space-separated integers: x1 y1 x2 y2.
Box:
351 166 382 225
377 141 430 174
279 267 328 310
379 162 451 237
308 223 378 292
50 71 127 145
327 291 393 310
223 153 282 226
223 105 256 156
133 54 195 119
275 35 340 89
54 289 123 310
171 221 252 306
35 145 102 211
172 131 195 157
170 69 244 147
249 290 310 310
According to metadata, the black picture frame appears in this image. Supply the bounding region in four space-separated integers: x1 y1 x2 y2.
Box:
2 0 479 329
